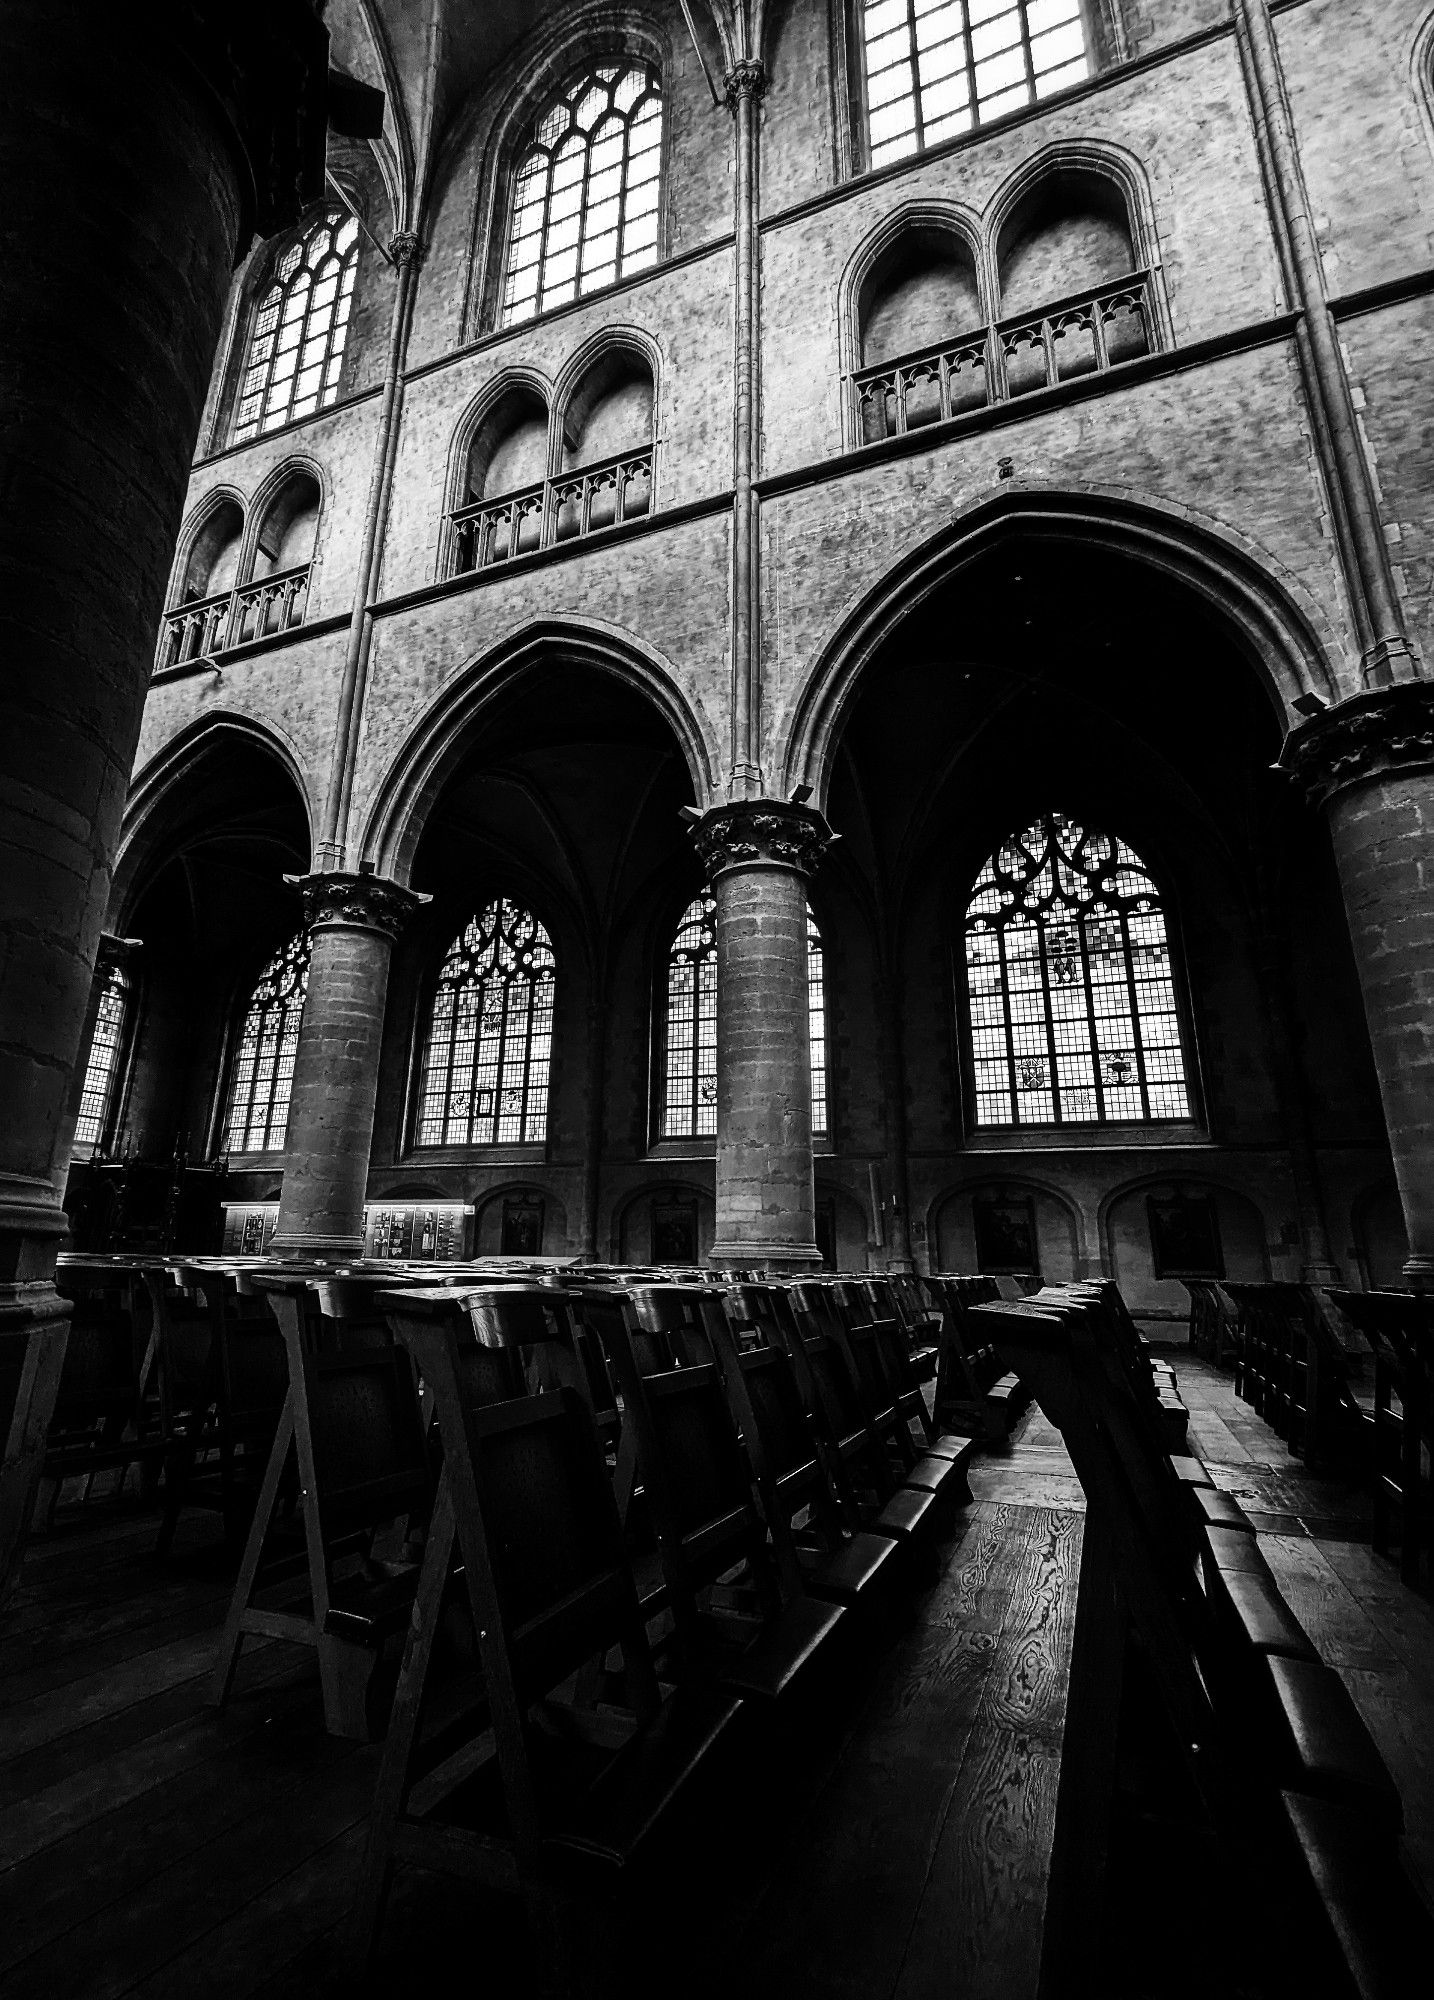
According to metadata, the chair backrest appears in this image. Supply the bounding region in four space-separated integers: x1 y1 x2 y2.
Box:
601 1293 775 1618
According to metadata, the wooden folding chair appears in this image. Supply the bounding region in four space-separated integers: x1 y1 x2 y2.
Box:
209 1271 432 1739
350 1346 747 1974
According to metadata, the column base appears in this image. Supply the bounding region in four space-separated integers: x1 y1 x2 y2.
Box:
707 1237 824 1272
267 1230 366 1261
1402 1255 1434 1293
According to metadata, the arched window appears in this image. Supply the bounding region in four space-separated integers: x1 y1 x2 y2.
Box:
233 210 360 443
661 895 829 1140
223 932 310 1154
501 62 662 328
861 0 1089 170
808 910 829 1139
415 901 556 1147
963 813 1190 1128
74 961 132 1151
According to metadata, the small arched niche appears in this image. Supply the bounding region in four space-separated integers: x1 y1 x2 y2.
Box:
1106 1180 1269 1339
857 227 984 439
181 500 244 603
458 385 550 568
557 349 655 537
252 473 321 578
996 170 1146 393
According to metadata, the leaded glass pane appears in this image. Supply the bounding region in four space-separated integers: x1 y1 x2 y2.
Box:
860 0 1087 162
233 212 359 444
415 901 556 1148
501 63 663 328
74 963 131 1151
808 911 829 1139
962 812 1191 1128
223 932 310 1153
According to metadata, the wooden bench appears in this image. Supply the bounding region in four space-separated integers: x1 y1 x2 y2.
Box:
925 1272 1029 1438
1185 1277 1240 1368
1224 1282 1370 1469
1327 1289 1434 1583
209 1269 431 1740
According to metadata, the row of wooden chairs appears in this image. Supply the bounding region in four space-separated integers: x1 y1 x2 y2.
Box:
1326 1290 1434 1584
1223 1281 1372 1470
969 1281 1430 2000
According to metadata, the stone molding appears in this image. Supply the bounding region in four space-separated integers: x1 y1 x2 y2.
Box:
688 800 837 879
722 58 768 106
287 870 428 940
1280 683 1434 807
95 933 143 977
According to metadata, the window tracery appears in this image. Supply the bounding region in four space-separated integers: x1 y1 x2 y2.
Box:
233 210 359 443
808 910 829 1138
223 932 310 1154
501 62 662 328
416 901 557 1148
861 0 1089 170
74 962 131 1151
963 812 1190 1127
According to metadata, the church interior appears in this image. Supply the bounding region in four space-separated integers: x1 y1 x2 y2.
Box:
3 0 1434 1992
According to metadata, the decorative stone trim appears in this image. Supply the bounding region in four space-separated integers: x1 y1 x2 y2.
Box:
722 58 768 106
389 229 422 268
1279 683 1434 807
287 870 429 939
688 800 837 878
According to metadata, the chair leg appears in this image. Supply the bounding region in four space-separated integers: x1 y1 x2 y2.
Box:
209 1401 294 1708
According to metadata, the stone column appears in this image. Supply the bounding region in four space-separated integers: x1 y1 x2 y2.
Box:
690 802 836 1270
0 0 327 1603
269 874 425 1259
724 57 767 798
1281 686 1434 1288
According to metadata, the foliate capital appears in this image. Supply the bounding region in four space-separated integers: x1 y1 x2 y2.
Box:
1279 683 1434 808
287 870 429 940
687 800 836 879
722 58 768 106
388 229 422 267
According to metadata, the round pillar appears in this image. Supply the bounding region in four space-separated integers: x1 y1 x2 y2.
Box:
0 1 327 1602
270 874 424 1259
1282 686 1434 1288
690 802 835 1271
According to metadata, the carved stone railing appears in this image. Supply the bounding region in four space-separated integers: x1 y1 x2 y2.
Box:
854 271 1153 445
157 562 311 671
450 445 655 576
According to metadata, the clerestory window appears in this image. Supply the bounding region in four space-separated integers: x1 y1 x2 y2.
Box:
74 960 132 1151
501 62 662 328
222 932 310 1154
233 209 359 443
963 812 1191 1128
415 901 556 1147
860 0 1090 170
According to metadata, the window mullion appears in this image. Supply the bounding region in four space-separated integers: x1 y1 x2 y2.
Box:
534 149 556 313
963 0 980 131
998 925 1020 1123
1076 906 1105 1123
1120 907 1153 1120
1016 0 1038 97
908 0 924 151
1036 914 1064 1123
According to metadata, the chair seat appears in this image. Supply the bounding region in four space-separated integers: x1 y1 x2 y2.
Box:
545 1686 747 1873
717 1593 848 1704
1277 1790 1431 2000
902 1455 965 1505
1191 1486 1255 1533
1202 1524 1271 1580
872 1484 942 1545
1211 1567 1318 1660
922 1433 975 1467
801 1529 903 1608
1258 1655 1404 1834
1169 1454 1213 1489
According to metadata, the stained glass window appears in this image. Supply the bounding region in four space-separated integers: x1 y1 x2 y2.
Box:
74 961 131 1150
223 932 310 1153
964 813 1190 1128
808 911 829 1139
861 0 1089 170
416 901 556 1147
233 210 359 443
662 895 829 1140
501 62 662 328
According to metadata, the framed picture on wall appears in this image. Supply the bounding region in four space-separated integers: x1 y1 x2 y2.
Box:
972 1193 1039 1275
500 1194 544 1257
1147 1190 1224 1279
652 1195 698 1266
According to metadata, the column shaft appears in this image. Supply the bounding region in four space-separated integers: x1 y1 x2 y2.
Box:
270 874 423 1258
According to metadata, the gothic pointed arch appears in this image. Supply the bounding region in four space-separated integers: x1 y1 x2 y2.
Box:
414 898 558 1148
221 930 311 1155
231 206 360 443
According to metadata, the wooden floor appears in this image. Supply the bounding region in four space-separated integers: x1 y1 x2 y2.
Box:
2 1356 1430 1999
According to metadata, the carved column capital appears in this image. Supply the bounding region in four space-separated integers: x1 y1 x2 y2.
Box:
286 870 428 941
388 229 422 268
687 799 837 879
722 58 768 106
1279 683 1434 808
